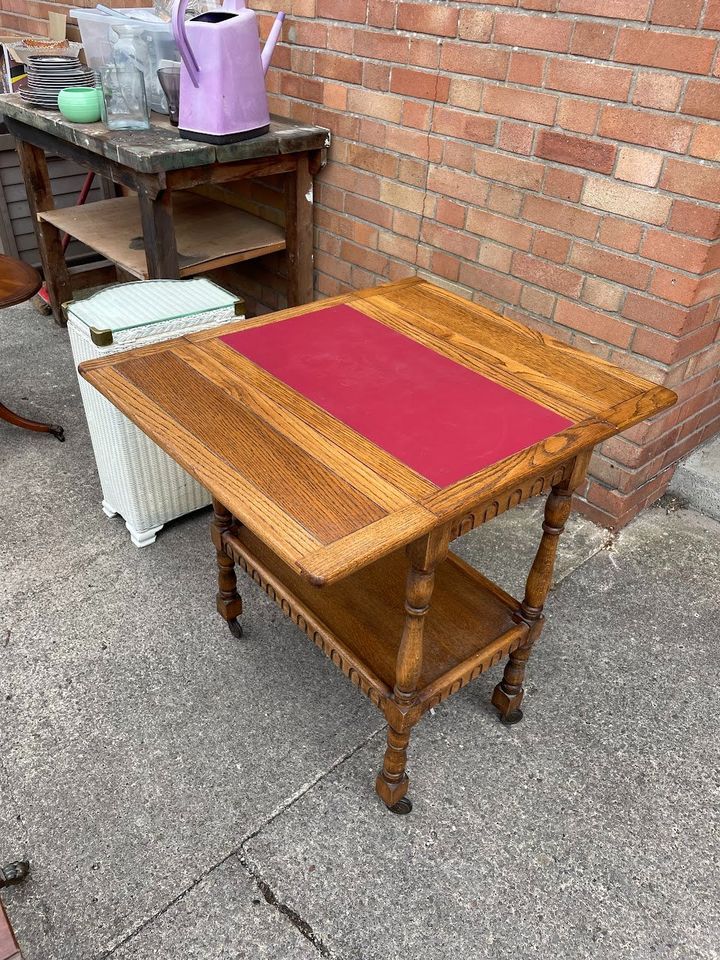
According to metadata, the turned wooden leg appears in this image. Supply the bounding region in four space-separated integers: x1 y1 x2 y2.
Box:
0 401 64 440
210 498 243 639
493 453 591 724
376 526 450 814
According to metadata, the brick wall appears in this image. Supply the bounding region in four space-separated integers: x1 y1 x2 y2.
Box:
2 0 719 528
255 0 720 528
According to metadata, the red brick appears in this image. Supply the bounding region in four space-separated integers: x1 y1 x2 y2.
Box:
523 194 600 239
322 82 348 109
435 198 466 229
402 99 431 130
457 262 523 304
649 268 699 306
615 28 716 74
556 98 600 134
571 243 652 289
705 0 720 28
317 0 366 22
511 252 583 297
582 277 625 311
390 67 449 101
669 200 720 240
532 231 571 264
448 78 483 110
407 37 442 68
440 43 510 80
475 148 545 190
477 239 514 272
367 0 394 27
558 0 649 17
535 131 616 174
488 184 524 216
546 60 632 102
326 25 355 53
363 62 391 91
520 285 556 318
354 30 408 63
615 147 664 187
570 20 617 58
622 293 691 336
582 177 671 225
432 106 497 144
507 52 546 87
494 12 573 52
420 220 480 260
280 73 324 103
632 327 678 364
427 167 490 207
555 300 633 348
483 86 557 125
397 2 458 36
640 231 710 274
346 88 402 123
519 0 559 9
345 144 398 177
599 106 693 153
632 71 683 112
314 51 362 84
682 80 720 122
442 140 474 172
498 121 534 155
344 195 394 229
458 9 494 41
543 168 585 202
661 159 720 203
651 0 703 28
598 218 643 253
690 126 720 161
466 209 534 250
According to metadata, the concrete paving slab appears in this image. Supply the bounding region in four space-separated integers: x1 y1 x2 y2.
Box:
244 506 720 960
103 857 318 960
669 433 720 522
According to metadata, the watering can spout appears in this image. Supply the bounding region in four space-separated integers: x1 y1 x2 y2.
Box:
261 11 285 76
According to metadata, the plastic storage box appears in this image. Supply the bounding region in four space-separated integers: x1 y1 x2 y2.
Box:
70 7 178 112
67 278 243 547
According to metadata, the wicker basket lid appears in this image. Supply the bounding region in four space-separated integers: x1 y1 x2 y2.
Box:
67 278 239 334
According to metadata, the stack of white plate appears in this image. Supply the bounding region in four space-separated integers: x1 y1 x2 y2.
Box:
20 55 96 110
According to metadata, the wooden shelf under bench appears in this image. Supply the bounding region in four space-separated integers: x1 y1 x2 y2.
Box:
38 193 286 280
224 526 530 715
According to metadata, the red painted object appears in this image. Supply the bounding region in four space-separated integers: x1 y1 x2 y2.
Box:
221 304 572 487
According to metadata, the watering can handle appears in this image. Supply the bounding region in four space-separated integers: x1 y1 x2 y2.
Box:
172 0 200 87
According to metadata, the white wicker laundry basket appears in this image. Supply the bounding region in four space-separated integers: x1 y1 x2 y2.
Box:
67 278 243 547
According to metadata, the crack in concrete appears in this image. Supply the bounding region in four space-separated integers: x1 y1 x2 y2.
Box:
99 723 384 960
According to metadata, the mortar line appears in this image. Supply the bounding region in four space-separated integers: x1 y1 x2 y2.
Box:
100 722 385 959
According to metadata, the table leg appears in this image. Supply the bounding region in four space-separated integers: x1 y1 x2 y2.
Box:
210 498 243 639
492 454 591 724
376 527 450 814
14 140 72 326
284 153 314 307
137 186 181 279
0 401 64 441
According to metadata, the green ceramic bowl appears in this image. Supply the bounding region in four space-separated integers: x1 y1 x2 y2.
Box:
58 86 102 124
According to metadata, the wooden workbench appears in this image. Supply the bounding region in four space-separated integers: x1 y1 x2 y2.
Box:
0 96 329 324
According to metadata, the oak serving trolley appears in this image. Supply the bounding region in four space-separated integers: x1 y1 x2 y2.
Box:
79 278 676 814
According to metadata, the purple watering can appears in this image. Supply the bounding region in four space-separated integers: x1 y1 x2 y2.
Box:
171 0 285 143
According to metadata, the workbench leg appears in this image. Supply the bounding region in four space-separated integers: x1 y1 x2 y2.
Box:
15 139 72 326
492 454 591 724
138 186 181 279
376 527 450 814
210 498 243 639
284 153 314 307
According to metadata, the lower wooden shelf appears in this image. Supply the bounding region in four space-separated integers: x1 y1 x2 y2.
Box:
224 527 529 714
38 193 286 280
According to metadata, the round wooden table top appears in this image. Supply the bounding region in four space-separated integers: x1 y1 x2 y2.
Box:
0 254 41 309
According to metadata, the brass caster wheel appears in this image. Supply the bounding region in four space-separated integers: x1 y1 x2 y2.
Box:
389 797 412 815
0 861 30 888
227 619 243 639
500 708 524 725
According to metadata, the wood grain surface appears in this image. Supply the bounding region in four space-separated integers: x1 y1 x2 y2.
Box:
80 278 676 585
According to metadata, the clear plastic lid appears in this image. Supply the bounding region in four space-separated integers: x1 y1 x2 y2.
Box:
67 278 238 333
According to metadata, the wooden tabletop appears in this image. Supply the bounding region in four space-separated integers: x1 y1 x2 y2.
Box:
0 253 40 309
80 278 676 585
0 96 330 174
